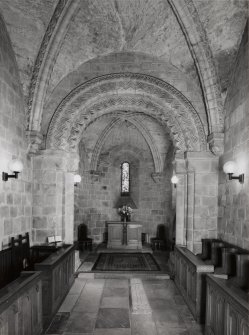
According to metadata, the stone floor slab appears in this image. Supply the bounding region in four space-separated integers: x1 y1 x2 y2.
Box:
102 286 129 297
104 279 129 288
153 308 184 324
45 312 70 334
130 278 151 314
73 295 101 313
148 297 174 310
68 278 87 295
95 308 130 328
156 326 190 335
131 314 157 335
94 329 131 335
65 312 97 333
45 272 204 335
100 296 129 308
77 273 95 279
58 294 79 313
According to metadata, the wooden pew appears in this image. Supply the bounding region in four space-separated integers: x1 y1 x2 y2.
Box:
0 233 31 290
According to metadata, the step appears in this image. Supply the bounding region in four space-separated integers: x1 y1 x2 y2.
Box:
93 272 170 279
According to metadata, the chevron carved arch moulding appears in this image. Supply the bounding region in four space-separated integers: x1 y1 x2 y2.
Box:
46 73 207 153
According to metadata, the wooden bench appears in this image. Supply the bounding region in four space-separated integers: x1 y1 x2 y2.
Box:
0 233 31 290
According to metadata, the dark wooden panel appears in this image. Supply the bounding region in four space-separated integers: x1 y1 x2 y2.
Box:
205 275 249 335
35 244 75 331
174 245 214 323
0 272 42 335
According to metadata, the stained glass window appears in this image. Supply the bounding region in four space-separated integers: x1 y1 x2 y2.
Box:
121 162 130 194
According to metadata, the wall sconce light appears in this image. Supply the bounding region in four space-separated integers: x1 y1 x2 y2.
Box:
223 161 244 183
171 174 179 188
2 159 23 181
74 174 81 186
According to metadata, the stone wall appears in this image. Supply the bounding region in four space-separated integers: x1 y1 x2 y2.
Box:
218 22 249 250
32 150 77 244
174 152 219 254
75 148 173 244
74 114 174 244
0 14 32 249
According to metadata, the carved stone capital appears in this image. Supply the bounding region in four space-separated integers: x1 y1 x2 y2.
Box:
26 130 43 155
207 132 224 156
151 172 163 184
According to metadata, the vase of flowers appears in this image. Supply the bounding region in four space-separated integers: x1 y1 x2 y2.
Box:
118 205 132 222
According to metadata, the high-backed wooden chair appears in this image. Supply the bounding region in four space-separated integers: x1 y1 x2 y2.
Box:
151 224 166 250
78 223 93 251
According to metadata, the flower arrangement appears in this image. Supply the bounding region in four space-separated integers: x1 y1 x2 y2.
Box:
118 205 132 221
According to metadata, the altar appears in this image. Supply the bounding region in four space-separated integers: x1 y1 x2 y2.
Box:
106 221 142 249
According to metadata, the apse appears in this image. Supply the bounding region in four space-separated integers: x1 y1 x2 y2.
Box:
74 113 174 244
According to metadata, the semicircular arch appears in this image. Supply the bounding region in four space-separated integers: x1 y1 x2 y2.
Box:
46 73 207 154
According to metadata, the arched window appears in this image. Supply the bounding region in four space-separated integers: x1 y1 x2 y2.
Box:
121 162 130 195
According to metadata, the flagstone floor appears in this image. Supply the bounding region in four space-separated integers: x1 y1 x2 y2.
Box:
44 276 204 335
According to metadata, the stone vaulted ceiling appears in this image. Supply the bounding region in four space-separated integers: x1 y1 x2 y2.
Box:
0 0 248 155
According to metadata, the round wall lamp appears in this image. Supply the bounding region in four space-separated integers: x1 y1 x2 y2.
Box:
2 159 23 181
223 161 244 183
74 174 81 186
171 174 179 188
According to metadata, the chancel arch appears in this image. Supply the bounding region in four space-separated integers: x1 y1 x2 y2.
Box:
46 73 207 154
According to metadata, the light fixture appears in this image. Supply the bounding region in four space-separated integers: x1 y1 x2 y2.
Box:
171 174 179 188
2 159 24 181
223 161 244 183
74 174 81 186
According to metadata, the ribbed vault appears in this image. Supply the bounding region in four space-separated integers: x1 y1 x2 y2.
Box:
21 0 242 140
90 116 163 173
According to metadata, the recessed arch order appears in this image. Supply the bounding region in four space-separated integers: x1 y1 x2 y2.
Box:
46 73 208 154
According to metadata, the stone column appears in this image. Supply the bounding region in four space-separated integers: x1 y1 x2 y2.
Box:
185 151 219 254
173 154 187 247
32 149 79 244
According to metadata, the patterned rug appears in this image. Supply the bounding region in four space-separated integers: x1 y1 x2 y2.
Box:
92 253 160 271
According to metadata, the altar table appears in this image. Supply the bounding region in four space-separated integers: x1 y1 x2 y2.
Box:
106 221 142 249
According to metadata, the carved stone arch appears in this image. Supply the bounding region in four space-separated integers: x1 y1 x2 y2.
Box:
90 114 163 173
27 0 81 130
46 73 207 153
51 97 188 153
168 0 223 134
54 94 201 153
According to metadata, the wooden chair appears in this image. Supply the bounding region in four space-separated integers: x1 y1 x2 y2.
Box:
78 223 93 251
151 224 166 250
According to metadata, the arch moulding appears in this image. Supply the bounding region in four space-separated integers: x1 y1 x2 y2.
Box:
46 73 208 155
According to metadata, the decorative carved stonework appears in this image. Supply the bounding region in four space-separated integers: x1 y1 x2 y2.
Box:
151 172 163 184
168 0 224 133
46 73 207 154
88 170 102 183
27 0 69 128
26 130 43 155
207 132 224 156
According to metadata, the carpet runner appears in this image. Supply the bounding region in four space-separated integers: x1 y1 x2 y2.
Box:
92 252 160 271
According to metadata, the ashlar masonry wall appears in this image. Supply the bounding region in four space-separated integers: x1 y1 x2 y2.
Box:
0 14 32 249
75 147 173 243
218 22 249 250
